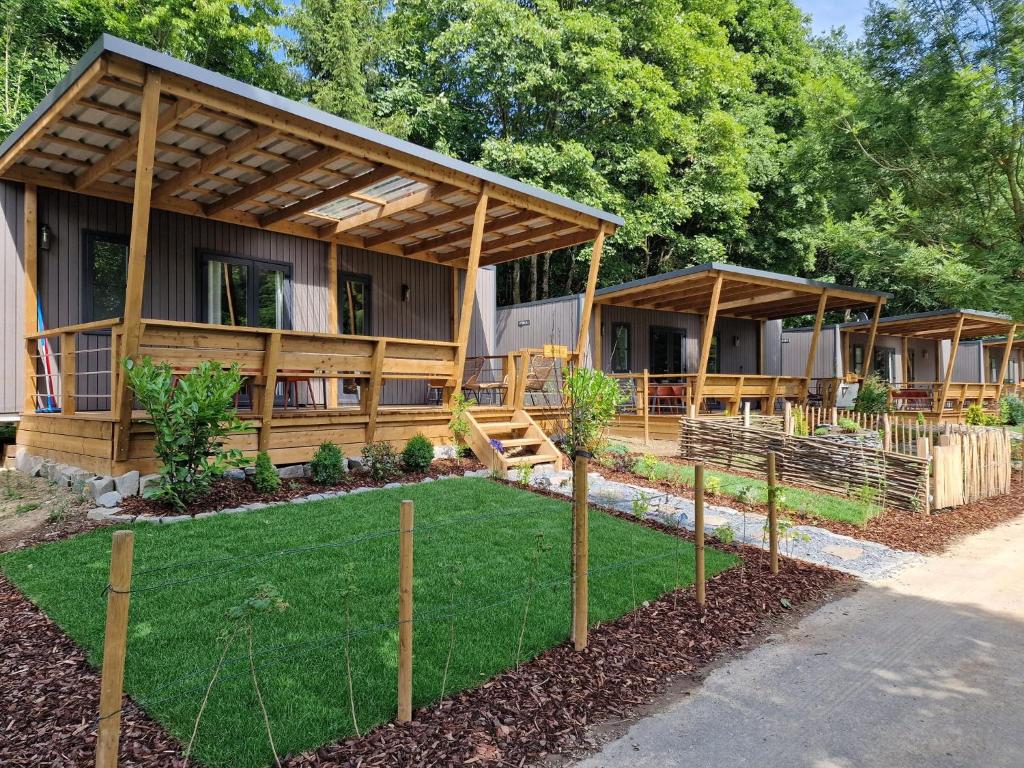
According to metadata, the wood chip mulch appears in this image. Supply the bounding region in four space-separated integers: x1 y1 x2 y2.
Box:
1 487 851 768
600 458 1024 555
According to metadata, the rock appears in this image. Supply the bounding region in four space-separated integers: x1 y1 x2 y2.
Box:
350 487 374 494
65 469 92 493
96 491 123 509
107 514 136 523
305 493 327 501
84 476 115 501
135 515 161 523
87 508 112 521
420 477 435 483
245 502 269 510
160 515 191 524
114 470 140 497
195 511 217 519
433 445 457 460
224 468 246 481
277 464 305 479
383 482 402 489
14 449 44 477
347 457 364 471
41 461 60 482
463 469 490 478
244 466 256 477
139 473 161 496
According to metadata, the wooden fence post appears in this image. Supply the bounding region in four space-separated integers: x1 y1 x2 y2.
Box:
742 401 751 428
830 406 838 424
573 452 589 651
397 500 414 723
783 402 793 435
881 414 892 452
916 437 931 515
95 530 135 768
641 370 650 445
694 463 706 607
767 452 779 575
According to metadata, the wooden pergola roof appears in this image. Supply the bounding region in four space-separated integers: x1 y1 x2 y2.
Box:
594 263 888 319
0 35 622 268
841 310 1016 341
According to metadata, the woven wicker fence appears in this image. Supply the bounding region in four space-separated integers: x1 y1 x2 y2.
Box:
678 418 930 513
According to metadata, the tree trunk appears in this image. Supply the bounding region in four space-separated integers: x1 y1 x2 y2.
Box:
542 253 550 299
529 255 538 302
512 261 521 304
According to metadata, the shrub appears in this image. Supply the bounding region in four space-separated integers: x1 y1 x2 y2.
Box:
251 451 281 493
813 426 830 437
633 453 660 478
1000 395 1024 425
124 358 250 511
704 476 722 495
598 442 634 473
559 367 625 457
853 374 891 414
792 408 809 437
361 441 401 481
713 524 735 545
447 392 476 457
516 463 533 486
401 433 434 473
310 441 346 485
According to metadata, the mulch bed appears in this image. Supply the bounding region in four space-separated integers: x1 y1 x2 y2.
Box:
116 458 482 518
0 480 852 768
601 456 1024 555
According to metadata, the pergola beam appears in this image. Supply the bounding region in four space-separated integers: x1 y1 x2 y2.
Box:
204 146 341 216
435 220 577 263
803 291 829 382
575 226 607 363
405 211 540 257
324 183 459 235
691 274 725 414
938 314 966 412
259 164 398 227
996 324 1018 399
860 297 884 381
452 194 489 398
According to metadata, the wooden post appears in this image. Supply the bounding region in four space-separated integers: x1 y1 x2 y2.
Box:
513 349 529 410
22 183 38 413
996 325 1018 401
842 330 851 379
95 530 135 768
397 500 414 723
882 413 892 452
692 274 725 414
572 452 589 651
694 463 706 607
901 336 910 385
641 369 650 444
592 302 603 371
257 331 282 453
938 314 966 415
60 331 76 416
861 297 884 383
114 70 162 461
365 339 387 443
743 401 751 428
326 244 339 408
830 405 838 424
783 401 793 435
803 291 829 383
767 452 779 575
452 194 489 399
575 227 607 362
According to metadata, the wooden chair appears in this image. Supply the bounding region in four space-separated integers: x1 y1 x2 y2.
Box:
476 371 510 406
279 373 323 410
524 354 557 406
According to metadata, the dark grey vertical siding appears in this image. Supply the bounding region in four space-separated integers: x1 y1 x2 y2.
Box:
715 317 761 374
1 181 24 416
598 305 699 373
495 296 580 354
781 326 839 379
468 266 496 357
762 320 783 375
953 340 984 382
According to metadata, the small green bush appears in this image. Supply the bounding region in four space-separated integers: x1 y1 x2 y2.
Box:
966 403 1002 426
713 524 735 545
251 451 281 493
1000 395 1024 425
854 373 891 414
704 476 722 495
813 426 830 436
362 441 401 481
792 408 809 437
447 393 476 457
598 442 634 473
559 367 625 456
633 453 660 478
310 441 346 485
401 433 434 473
838 417 860 433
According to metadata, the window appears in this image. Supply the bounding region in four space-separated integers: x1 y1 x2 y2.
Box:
707 332 721 374
609 323 630 373
82 231 128 322
649 326 685 376
200 252 291 329
907 349 916 383
852 344 865 376
339 273 371 335
873 348 896 382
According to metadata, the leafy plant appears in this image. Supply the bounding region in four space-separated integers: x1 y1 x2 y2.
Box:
853 374 891 414
0 423 16 441
916 412 927 427
558 367 625 457
704 476 722 496
310 441 346 485
361 441 401 481
447 392 477 457
792 407 809 437
853 484 878 506
838 417 860 434
516 463 533 486
737 484 762 505
1000 396 1024 425
965 403 1002 426
124 358 250 511
598 442 634 473
713 523 735 545
813 426 830 436
251 451 281 494
401 433 434 473
633 453 660 479
631 491 651 519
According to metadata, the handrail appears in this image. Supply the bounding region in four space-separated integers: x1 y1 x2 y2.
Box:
26 317 123 339
140 318 460 348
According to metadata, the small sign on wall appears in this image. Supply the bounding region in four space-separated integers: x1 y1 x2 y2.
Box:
518 319 530 327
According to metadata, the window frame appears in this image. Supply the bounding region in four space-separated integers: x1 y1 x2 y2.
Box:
609 321 631 373
852 343 865 376
338 271 373 336
81 229 129 326
197 250 293 330
648 325 687 376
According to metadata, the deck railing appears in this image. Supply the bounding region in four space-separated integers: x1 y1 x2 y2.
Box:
608 372 807 417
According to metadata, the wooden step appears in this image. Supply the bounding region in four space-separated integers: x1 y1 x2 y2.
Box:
498 437 544 449
504 453 560 467
483 421 530 433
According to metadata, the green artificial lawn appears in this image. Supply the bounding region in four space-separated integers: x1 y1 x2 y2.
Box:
1 478 736 768
628 456 882 526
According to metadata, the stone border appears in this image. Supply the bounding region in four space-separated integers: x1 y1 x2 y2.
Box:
86 469 496 525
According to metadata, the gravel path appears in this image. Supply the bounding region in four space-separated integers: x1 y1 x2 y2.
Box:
528 467 921 581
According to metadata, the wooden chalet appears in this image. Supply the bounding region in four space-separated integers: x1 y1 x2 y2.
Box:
0 35 622 476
